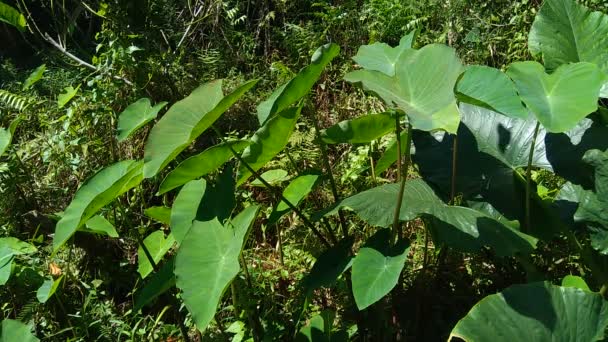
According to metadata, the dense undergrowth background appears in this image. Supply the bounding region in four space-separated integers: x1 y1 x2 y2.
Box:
1 0 608 340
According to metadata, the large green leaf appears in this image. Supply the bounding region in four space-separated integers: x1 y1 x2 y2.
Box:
352 32 415 76
116 98 168 142
53 160 143 252
144 79 258 178
228 205 260 246
170 179 206 244
36 276 63 303
138 230 175 279
237 105 302 185
134 258 175 312
351 229 410 310
269 173 321 224
0 117 21 157
0 319 39 342
257 44 339 124
0 2 27 31
456 65 528 119
412 103 608 239
144 206 171 225
506 61 604 133
321 112 395 144
175 219 243 332
450 282 608 341
81 215 118 237
250 169 289 187
345 43 463 133
318 179 537 257
158 140 250 195
529 0 608 96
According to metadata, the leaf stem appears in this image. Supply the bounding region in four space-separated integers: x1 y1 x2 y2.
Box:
450 134 459 205
392 121 412 243
525 121 541 232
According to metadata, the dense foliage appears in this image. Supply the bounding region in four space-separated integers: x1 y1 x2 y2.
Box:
1 0 608 341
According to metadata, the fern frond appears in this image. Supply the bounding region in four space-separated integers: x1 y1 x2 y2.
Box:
0 89 30 111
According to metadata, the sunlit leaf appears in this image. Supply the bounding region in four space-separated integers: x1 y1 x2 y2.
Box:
138 230 175 279
250 169 289 187
0 117 21 157
321 112 395 144
57 86 79 108
352 32 416 76
0 2 27 31
81 215 118 237
116 98 167 141
22 64 46 90
36 276 63 303
170 179 206 244
0 319 39 342
269 173 321 224
144 206 172 225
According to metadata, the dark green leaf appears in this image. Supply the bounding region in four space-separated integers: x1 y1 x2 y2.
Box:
321 112 395 144
374 130 408 177
138 230 175 279
134 258 176 312
170 179 206 244
0 319 39 342
36 276 63 303
0 117 21 157
303 237 354 293
269 173 321 224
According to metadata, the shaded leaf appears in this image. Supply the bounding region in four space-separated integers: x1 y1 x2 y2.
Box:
450 282 608 341
22 64 45 90
0 117 21 157
269 173 321 224
303 237 354 293
170 179 206 244
374 130 408 177
321 112 395 144
134 258 175 312
82 215 118 237
0 319 39 342
138 231 175 279
116 98 167 141
36 276 63 303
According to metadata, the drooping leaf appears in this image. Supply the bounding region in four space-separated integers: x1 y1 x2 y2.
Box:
413 103 608 239
561 275 591 292
0 117 21 157
138 230 175 279
22 64 46 90
352 32 416 76
351 229 410 310
158 140 250 195
250 169 289 187
456 65 528 119
81 215 118 237
53 160 143 252
134 258 175 312
303 237 354 293
449 282 608 341
116 98 168 142
36 276 63 303
318 179 537 257
174 219 242 332
506 61 604 132
144 79 258 178
57 86 79 108
529 0 608 96
144 206 172 225
269 173 321 224
170 179 206 244
0 2 27 31
237 105 302 185
321 112 395 144
345 43 464 133
0 319 39 342
257 44 339 124
374 130 408 177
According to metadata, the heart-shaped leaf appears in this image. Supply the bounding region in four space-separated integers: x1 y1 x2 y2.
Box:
170 179 206 244
352 31 416 76
116 98 167 142
345 43 463 133
0 319 39 342
506 61 604 132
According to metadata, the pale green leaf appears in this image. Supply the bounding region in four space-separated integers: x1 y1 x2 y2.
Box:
116 98 167 141
321 112 395 144
138 230 175 279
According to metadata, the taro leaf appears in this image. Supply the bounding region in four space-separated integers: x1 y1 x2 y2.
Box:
529 0 608 96
345 43 463 133
303 237 354 293
456 65 528 119
237 105 302 186
0 2 27 31
158 140 250 195
228 205 260 248
412 103 608 239
144 79 258 178
196 164 236 223
269 173 321 224
82 215 118 237
449 282 608 341
0 117 21 157
351 229 410 310
352 31 416 76
138 230 175 279
36 275 63 303
53 160 143 252
318 179 537 257
0 237 36 285
374 130 408 177
57 86 79 108
321 112 395 144
257 43 339 125
175 219 243 332
296 310 348 342
22 64 46 90
116 98 168 142
250 169 289 187
506 61 604 133
170 179 206 244
144 206 171 225
561 275 591 292
0 319 39 342
134 257 176 312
